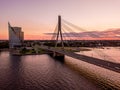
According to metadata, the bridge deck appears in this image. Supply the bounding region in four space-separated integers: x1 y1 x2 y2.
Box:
40 45 120 73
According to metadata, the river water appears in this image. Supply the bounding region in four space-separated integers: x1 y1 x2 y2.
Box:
0 51 102 90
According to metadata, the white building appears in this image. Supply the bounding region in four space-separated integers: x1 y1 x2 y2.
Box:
8 22 24 48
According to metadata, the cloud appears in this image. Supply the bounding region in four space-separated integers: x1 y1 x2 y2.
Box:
44 29 120 39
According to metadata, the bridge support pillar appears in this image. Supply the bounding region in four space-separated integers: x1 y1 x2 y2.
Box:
50 52 65 60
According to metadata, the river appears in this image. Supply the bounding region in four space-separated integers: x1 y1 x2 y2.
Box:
0 51 102 90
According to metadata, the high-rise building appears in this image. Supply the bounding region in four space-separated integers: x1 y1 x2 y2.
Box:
8 22 24 48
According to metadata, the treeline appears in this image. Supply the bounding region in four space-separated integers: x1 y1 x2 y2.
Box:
0 41 9 49
0 40 120 49
43 40 120 47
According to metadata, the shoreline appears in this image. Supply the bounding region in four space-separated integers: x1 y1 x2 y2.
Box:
11 52 50 56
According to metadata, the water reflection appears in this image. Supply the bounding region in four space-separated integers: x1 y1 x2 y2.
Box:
0 51 101 90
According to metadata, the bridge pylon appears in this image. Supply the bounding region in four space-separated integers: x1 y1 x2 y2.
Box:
53 15 64 59
55 15 64 49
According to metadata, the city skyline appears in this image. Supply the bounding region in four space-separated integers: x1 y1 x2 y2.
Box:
0 0 120 40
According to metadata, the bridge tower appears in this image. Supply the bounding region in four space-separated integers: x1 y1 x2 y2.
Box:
53 15 64 60
55 15 64 49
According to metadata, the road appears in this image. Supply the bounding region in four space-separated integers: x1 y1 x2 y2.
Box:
40 45 120 73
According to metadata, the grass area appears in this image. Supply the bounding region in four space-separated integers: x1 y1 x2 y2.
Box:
20 48 45 55
19 46 91 55
55 47 91 52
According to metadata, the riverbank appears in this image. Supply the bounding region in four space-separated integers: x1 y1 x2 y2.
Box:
11 49 52 56
11 52 48 56
6 47 91 56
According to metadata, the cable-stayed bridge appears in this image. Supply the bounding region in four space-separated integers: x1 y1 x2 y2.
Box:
38 15 120 73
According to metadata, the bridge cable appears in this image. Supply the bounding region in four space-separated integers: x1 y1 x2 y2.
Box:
62 19 100 38
62 24 80 49
51 24 58 41
62 23 80 40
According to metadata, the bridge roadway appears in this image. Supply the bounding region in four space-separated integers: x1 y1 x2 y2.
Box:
40 45 120 73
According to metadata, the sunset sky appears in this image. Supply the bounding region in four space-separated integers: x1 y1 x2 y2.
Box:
0 0 120 40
